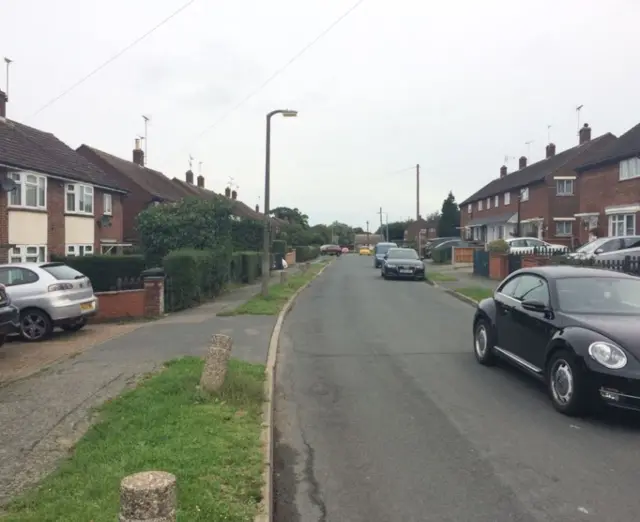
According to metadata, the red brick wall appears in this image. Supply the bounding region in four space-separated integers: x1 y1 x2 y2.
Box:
577 162 640 244
94 289 145 321
94 189 124 252
47 178 66 258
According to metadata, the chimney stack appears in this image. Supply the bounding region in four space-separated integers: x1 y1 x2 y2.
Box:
500 165 507 178
185 170 194 184
231 189 237 200
197 175 204 188
579 123 592 145
225 187 231 198
255 204 259 213
546 143 556 158
132 138 144 166
519 156 527 169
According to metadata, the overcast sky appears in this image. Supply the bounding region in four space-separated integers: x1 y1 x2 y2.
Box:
2 0 640 229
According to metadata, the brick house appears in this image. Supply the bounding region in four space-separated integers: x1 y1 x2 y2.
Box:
404 217 439 245
573 122 640 244
459 124 616 248
0 91 127 262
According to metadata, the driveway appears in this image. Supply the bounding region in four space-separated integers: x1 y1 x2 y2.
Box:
274 255 640 522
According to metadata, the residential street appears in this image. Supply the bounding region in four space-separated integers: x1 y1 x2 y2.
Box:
274 255 640 522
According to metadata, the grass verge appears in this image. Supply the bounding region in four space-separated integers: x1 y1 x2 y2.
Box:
219 262 326 316
455 286 494 302
3 357 265 522
426 272 458 282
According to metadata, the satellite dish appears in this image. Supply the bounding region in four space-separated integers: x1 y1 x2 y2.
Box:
0 177 16 192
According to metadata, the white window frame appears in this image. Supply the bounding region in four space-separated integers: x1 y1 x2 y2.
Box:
556 179 574 196
478 200 483 211
620 158 640 181
608 214 636 236
8 171 47 210
103 193 113 215
467 204 472 214
9 245 47 263
504 192 511 205
66 244 94 257
520 187 529 202
486 197 491 209
65 183 94 215
494 195 499 207
555 220 573 237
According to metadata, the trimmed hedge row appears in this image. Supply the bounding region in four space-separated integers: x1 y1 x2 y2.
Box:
230 252 263 284
50 254 146 292
295 245 320 262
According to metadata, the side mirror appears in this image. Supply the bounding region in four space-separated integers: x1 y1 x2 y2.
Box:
383 254 388 259
521 299 548 313
594 248 604 255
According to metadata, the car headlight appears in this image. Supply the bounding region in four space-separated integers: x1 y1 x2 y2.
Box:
386 263 396 268
588 341 627 369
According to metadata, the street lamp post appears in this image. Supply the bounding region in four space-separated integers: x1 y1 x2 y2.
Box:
262 109 298 297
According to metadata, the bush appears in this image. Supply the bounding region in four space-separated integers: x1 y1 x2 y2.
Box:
229 253 244 283
294 246 319 262
271 239 287 254
241 252 261 283
431 247 453 264
50 255 146 292
487 239 509 253
231 220 263 251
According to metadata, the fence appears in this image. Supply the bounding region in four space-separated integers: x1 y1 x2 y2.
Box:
473 250 490 277
537 254 640 276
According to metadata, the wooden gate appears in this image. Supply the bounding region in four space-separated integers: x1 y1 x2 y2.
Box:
473 250 490 277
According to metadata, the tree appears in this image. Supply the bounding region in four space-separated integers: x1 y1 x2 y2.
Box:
376 220 408 241
270 207 309 228
437 192 461 237
353 226 365 234
424 211 441 222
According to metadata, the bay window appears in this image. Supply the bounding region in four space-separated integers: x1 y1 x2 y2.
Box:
66 183 94 214
8 172 46 209
608 214 636 236
9 245 47 263
66 244 94 257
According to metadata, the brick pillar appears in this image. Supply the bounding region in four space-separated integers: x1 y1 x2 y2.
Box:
0 177 9 263
143 276 165 317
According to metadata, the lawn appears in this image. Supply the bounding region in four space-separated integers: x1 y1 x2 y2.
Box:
2 357 265 522
426 272 458 282
219 262 326 316
455 286 494 302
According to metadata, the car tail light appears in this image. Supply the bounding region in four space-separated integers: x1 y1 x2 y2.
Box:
48 283 74 292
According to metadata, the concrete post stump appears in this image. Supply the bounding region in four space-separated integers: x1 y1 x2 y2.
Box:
305 262 311 272
200 334 233 393
280 271 288 284
119 471 176 522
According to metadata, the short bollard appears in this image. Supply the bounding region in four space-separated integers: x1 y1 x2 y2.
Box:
305 262 311 271
119 471 176 522
280 271 288 284
200 334 233 392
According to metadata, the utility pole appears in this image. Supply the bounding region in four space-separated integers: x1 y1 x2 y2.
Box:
378 207 384 241
416 163 420 220
366 220 370 247
4 57 13 100
142 115 150 165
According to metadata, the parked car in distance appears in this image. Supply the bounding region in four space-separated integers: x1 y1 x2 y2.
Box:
504 237 568 254
566 236 640 261
596 245 640 265
359 247 371 255
473 265 640 416
341 247 350 254
381 248 425 280
0 262 98 342
423 237 458 258
320 244 342 256
0 284 20 347
373 242 398 268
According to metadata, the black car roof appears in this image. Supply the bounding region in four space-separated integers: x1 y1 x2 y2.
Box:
514 266 638 280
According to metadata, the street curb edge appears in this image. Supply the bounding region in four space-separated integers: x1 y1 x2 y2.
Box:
254 259 334 522
428 279 480 308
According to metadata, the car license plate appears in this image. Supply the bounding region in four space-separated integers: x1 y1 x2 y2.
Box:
80 302 95 312
400 269 413 274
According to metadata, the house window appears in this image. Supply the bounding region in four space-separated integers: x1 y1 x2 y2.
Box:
8 172 46 209
66 244 94 257
504 192 511 205
9 245 47 263
555 221 573 236
520 187 529 201
556 179 574 196
103 193 113 215
620 158 640 181
65 184 94 214
467 204 472 214
486 197 491 209
478 200 483 211
494 195 499 207
608 214 636 236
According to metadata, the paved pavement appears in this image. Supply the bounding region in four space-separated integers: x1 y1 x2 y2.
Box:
0 268 297 504
274 255 640 522
425 261 499 292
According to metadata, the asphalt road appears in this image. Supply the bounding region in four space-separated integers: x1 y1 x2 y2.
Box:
274 254 640 522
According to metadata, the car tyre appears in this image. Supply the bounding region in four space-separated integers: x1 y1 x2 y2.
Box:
473 319 496 366
546 350 591 417
62 317 88 332
20 308 53 342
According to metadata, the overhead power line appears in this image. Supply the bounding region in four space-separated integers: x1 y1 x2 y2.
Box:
28 0 198 119
185 0 367 148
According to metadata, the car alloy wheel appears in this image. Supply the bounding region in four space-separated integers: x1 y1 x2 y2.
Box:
473 320 495 365
20 310 52 342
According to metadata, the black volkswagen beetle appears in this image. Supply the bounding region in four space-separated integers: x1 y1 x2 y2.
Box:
473 266 640 416
381 248 425 280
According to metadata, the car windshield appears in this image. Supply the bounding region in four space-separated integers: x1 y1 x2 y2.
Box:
41 263 86 281
387 249 419 260
375 244 396 255
575 237 609 254
556 277 640 315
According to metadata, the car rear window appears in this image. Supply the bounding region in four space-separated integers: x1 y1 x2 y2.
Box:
41 263 86 280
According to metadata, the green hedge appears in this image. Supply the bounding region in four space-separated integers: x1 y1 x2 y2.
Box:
295 246 319 262
228 252 262 284
231 220 263 251
271 239 287 254
50 255 146 292
163 248 231 312
431 247 453 264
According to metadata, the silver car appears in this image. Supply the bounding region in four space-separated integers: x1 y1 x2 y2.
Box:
0 262 98 341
